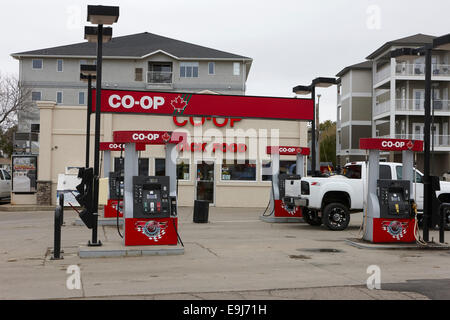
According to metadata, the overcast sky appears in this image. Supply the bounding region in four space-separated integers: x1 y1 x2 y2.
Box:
1 0 449 121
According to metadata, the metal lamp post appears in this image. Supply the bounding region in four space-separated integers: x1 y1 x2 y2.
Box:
293 77 337 175
80 65 97 168
84 5 119 247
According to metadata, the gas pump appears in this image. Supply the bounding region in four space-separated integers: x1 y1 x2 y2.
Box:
260 146 309 222
360 138 423 243
100 142 145 219
113 130 185 246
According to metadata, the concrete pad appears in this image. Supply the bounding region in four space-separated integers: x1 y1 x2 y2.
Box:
259 215 304 223
78 241 184 258
346 238 450 250
74 217 124 226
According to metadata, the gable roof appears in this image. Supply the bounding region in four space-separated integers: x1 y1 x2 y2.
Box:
366 33 436 59
11 32 252 61
336 61 372 77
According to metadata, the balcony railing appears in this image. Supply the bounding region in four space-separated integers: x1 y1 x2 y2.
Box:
375 65 391 83
147 71 172 84
388 134 450 148
375 99 450 116
395 64 450 77
374 100 391 116
396 99 450 112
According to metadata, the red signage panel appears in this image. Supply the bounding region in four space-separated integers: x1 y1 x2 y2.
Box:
359 138 423 152
113 131 186 145
92 89 314 121
266 146 310 156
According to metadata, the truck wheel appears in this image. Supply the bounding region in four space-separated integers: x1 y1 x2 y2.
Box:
302 209 322 226
322 203 350 231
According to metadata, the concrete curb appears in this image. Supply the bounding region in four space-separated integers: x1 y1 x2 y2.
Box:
345 238 450 250
79 243 185 258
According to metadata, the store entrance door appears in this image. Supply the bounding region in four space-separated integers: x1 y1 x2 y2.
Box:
196 161 215 204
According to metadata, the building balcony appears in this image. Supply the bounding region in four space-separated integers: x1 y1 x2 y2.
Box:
146 71 173 88
395 63 450 77
374 99 450 118
375 66 391 84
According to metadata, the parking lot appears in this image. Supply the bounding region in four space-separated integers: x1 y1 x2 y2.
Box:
0 207 449 300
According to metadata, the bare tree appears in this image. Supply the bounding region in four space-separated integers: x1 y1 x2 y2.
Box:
0 74 33 130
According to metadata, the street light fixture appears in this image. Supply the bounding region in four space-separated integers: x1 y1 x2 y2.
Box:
83 4 119 247
80 65 97 169
390 33 450 243
293 77 337 175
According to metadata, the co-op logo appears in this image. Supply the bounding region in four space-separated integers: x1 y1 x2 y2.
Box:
279 147 299 153
381 140 411 149
108 143 125 149
109 94 165 110
132 133 161 141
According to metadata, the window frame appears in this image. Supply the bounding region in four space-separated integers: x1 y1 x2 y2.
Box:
135 67 144 82
32 59 43 70
56 91 63 104
78 91 85 105
208 62 215 75
31 91 42 102
233 62 240 76
180 62 199 78
57 59 64 72
177 159 191 181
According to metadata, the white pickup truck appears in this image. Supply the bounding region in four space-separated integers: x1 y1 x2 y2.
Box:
299 162 450 231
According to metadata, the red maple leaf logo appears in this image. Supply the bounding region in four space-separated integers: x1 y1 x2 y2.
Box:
162 132 171 142
171 96 188 113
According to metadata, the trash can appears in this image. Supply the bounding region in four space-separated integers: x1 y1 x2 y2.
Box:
193 200 209 223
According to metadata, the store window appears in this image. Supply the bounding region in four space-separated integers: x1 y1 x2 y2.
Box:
221 160 256 181
155 158 165 176
138 158 149 176
177 159 190 180
262 160 297 181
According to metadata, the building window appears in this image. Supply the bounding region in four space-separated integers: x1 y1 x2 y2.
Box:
148 62 172 83
32 59 43 70
31 91 42 101
79 92 85 105
221 160 256 181
57 59 63 72
180 62 199 78
135 68 143 81
208 62 215 75
56 91 63 104
261 160 297 181
177 159 190 180
233 62 240 76
138 158 149 176
155 158 165 176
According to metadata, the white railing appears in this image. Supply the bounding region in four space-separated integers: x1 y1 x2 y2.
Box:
374 100 391 116
395 99 450 112
393 134 450 147
395 63 450 77
147 71 172 84
375 65 391 83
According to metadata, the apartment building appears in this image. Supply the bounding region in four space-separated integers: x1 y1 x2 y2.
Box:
336 61 373 166
10 32 308 207
11 32 253 132
336 34 450 176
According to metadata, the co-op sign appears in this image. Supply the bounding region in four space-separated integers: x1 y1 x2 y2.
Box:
92 89 315 121
359 138 424 152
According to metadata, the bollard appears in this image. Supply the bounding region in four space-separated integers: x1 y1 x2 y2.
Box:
440 203 450 244
59 193 64 226
51 206 63 260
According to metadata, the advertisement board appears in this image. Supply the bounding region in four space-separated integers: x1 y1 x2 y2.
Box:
12 155 37 193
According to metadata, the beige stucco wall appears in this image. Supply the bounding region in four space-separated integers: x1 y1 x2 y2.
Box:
37 101 308 207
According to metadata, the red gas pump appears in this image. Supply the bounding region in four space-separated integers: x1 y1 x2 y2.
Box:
112 130 185 246
360 138 423 243
100 142 146 219
260 146 309 222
